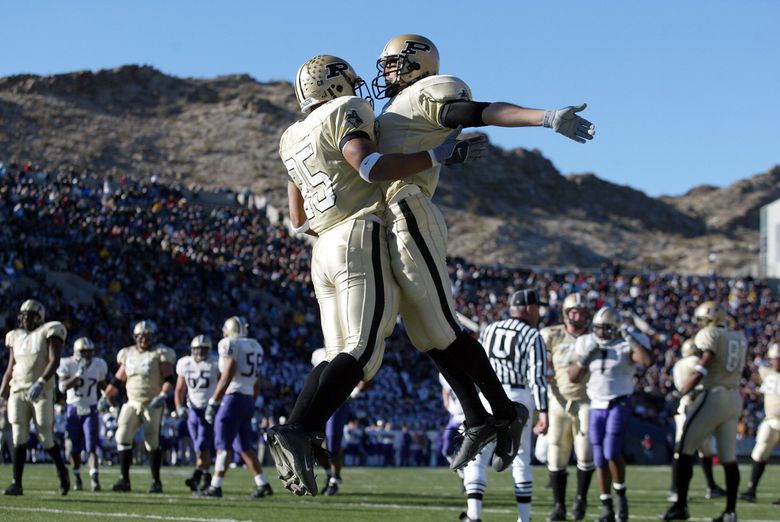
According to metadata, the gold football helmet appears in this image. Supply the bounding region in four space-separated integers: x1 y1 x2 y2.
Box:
592 306 621 341
681 338 698 358
693 301 727 327
74 337 95 361
190 334 212 362
133 320 157 336
373 34 440 99
562 293 591 330
19 299 45 330
222 316 248 338
768 343 780 360
294 55 371 114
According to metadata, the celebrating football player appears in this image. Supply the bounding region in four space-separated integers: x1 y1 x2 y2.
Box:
740 343 780 505
668 338 726 502
540 293 595 521
57 336 108 491
569 307 652 522
175 334 218 493
272 53 484 496
1 299 70 496
371 33 594 472
662 302 746 522
100 320 176 493
199 317 271 498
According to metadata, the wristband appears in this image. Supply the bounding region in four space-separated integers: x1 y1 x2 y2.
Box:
427 149 440 168
291 219 310 234
358 152 382 182
694 364 709 376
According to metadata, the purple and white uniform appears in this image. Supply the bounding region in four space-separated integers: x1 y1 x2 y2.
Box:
439 373 465 458
176 355 218 451
574 334 637 468
214 336 263 453
57 356 108 454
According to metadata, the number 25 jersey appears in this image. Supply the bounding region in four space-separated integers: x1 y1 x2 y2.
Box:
694 326 747 390
218 337 263 396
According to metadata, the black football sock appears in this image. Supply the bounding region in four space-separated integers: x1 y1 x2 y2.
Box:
288 361 327 425
13 443 27 485
701 456 717 489
150 449 162 482
192 468 203 481
675 454 694 508
119 449 132 480
577 467 594 499
301 353 362 433
723 462 739 512
550 470 567 506
427 348 488 427
46 443 67 474
670 458 678 491
444 331 514 419
747 460 766 492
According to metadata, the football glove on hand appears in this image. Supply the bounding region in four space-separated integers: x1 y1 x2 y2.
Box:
205 399 220 424
431 127 487 166
148 393 166 410
175 406 188 420
543 103 595 143
97 395 111 413
26 379 45 402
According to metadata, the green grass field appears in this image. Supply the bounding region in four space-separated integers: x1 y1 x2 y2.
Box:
0 464 778 521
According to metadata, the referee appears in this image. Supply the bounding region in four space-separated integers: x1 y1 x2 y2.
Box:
460 289 549 522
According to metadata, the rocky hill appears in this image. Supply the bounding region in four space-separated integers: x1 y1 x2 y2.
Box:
0 66 773 275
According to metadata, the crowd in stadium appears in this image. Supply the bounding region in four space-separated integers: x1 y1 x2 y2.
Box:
0 160 777 465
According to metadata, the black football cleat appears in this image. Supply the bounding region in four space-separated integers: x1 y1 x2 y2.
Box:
711 511 737 522
250 483 273 498
198 485 222 498
739 488 756 502
491 402 529 472
148 480 163 494
267 425 318 496
616 495 629 522
659 504 690 521
548 503 566 521
58 468 71 496
572 495 587 521
706 485 726 499
4 482 23 496
185 477 200 492
112 477 131 492
74 474 83 491
450 420 497 471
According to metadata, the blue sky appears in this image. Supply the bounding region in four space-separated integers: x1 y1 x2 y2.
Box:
3 1 778 197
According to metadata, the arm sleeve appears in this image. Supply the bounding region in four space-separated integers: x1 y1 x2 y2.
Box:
440 100 491 128
529 331 548 411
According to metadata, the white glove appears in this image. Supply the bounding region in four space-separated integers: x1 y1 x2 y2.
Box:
26 379 45 402
543 103 595 143
148 393 167 410
175 406 188 420
430 127 487 166
205 399 220 424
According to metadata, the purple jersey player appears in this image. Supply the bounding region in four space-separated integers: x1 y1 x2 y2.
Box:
569 307 652 522
57 337 108 492
199 317 272 499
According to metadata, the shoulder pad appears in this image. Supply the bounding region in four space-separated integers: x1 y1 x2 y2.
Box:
5 329 21 348
694 327 718 352
414 75 472 103
117 347 129 365
41 321 67 342
156 346 176 364
217 338 234 357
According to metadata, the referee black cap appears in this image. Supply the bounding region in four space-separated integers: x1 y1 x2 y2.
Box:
509 289 547 307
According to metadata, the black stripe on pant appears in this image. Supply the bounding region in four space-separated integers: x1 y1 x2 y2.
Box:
676 391 709 456
358 222 384 367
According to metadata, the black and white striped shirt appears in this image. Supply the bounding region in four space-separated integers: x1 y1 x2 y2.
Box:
479 318 548 412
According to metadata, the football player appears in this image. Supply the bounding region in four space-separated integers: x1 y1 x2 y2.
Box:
199 317 271 498
540 293 595 521
1 299 70 496
662 302 747 522
175 334 218 493
569 307 652 522
668 338 726 502
272 54 483 496
100 320 176 493
372 34 594 471
57 336 108 491
739 342 780 504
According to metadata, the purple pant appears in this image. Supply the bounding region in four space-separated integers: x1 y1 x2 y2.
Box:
325 401 351 454
66 405 100 455
215 393 256 453
440 416 462 458
187 407 214 453
589 396 631 469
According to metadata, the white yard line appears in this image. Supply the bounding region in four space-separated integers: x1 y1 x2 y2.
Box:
0 506 249 522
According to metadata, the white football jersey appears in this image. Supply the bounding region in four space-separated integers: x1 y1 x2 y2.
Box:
575 334 636 407
218 337 263 396
57 356 108 410
176 355 218 409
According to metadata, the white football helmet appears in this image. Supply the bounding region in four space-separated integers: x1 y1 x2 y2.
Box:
19 299 46 330
694 301 727 327
373 34 440 99
562 293 591 330
294 55 371 114
190 334 212 362
222 316 248 338
592 307 621 342
74 337 96 361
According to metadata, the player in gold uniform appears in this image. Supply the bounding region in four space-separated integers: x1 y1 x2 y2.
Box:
540 293 594 521
1 299 70 496
739 343 780 504
668 338 725 502
100 320 176 493
372 34 595 472
662 302 747 522
271 54 483 496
